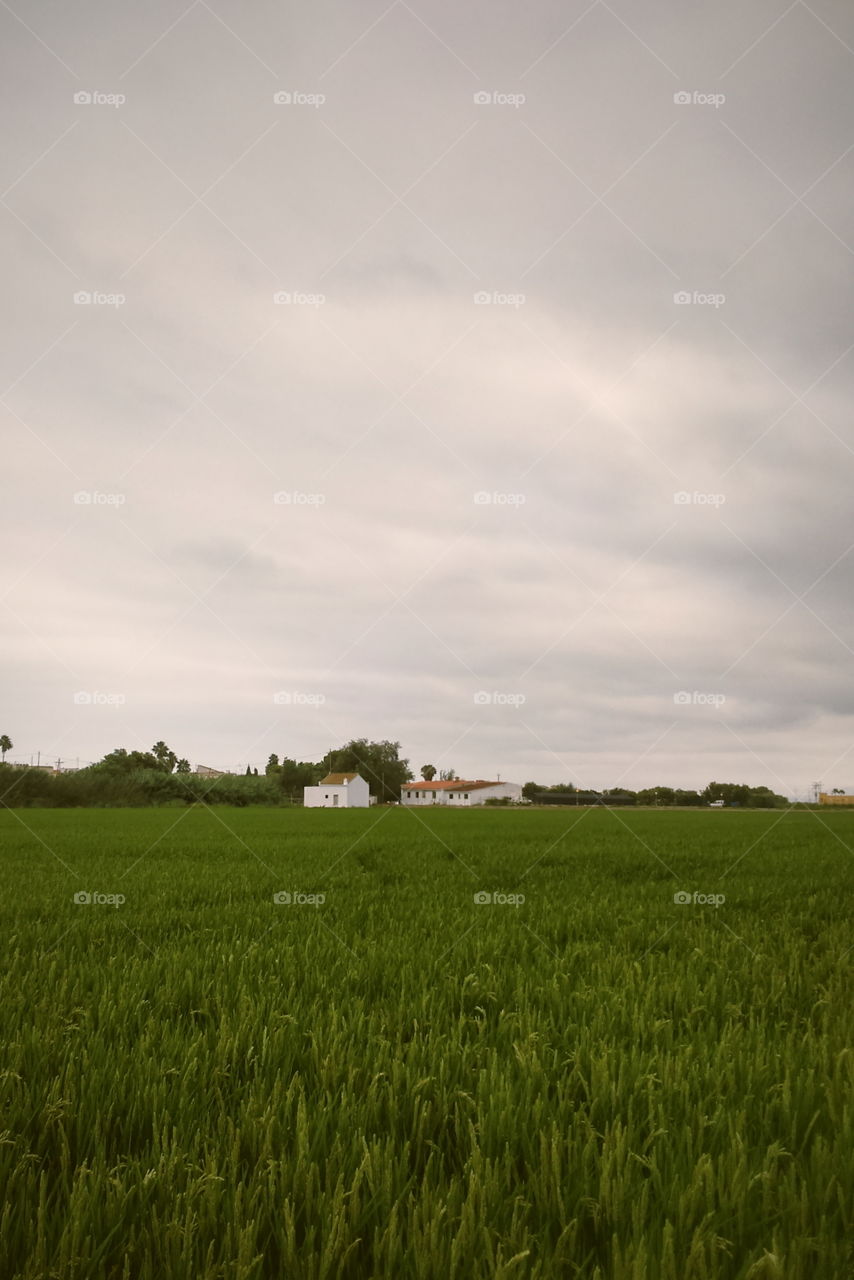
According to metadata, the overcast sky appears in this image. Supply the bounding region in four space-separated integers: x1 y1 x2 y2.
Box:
2 0 854 796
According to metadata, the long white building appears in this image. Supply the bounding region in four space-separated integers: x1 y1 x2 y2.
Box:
401 779 522 807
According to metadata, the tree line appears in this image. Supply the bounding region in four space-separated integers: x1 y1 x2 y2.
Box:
521 781 790 808
0 738 411 808
0 730 792 809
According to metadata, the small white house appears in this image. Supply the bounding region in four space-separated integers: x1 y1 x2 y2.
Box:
303 772 371 808
401 779 522 807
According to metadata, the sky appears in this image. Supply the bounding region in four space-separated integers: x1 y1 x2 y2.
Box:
2 0 854 797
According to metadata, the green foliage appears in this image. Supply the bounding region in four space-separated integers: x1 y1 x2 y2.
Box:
0 806 850 1278
0 765 286 809
702 783 788 809
320 738 411 804
524 782 788 809
277 757 321 798
151 741 178 773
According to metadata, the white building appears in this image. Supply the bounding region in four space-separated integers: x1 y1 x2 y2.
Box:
401 779 522 807
303 772 371 808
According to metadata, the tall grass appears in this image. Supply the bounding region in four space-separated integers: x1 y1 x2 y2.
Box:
0 807 850 1278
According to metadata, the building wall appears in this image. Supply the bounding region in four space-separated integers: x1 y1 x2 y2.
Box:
400 782 522 807
344 776 370 807
304 776 371 808
304 784 346 808
467 782 522 806
819 792 854 806
401 785 444 806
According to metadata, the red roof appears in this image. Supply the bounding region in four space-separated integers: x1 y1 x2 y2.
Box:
404 779 499 792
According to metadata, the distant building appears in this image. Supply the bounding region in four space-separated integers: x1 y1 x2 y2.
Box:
401 779 522 807
819 792 854 806
194 765 227 778
304 772 371 808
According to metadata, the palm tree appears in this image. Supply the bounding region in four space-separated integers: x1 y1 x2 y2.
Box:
151 741 177 773
0 734 11 763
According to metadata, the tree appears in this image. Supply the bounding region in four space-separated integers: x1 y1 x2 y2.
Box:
702 781 750 806
0 734 11 763
832 788 845 795
151 742 177 773
637 786 675 806
320 739 411 804
266 753 281 778
94 748 160 774
522 781 539 802
245 765 252 776
279 757 321 798
439 768 457 781
420 764 437 781
175 758 191 774
602 788 637 805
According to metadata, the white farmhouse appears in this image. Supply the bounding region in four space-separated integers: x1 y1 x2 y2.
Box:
401 779 522 807
303 772 371 808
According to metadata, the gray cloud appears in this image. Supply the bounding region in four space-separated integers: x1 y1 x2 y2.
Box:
3 0 854 797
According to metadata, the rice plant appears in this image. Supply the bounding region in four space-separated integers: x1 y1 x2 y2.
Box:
0 806 850 1278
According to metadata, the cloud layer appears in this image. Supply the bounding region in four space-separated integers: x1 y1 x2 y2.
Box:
3 0 854 796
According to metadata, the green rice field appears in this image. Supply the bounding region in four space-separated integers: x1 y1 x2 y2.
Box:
0 805 851 1279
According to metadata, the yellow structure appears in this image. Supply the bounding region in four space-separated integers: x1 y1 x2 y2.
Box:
819 792 854 806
